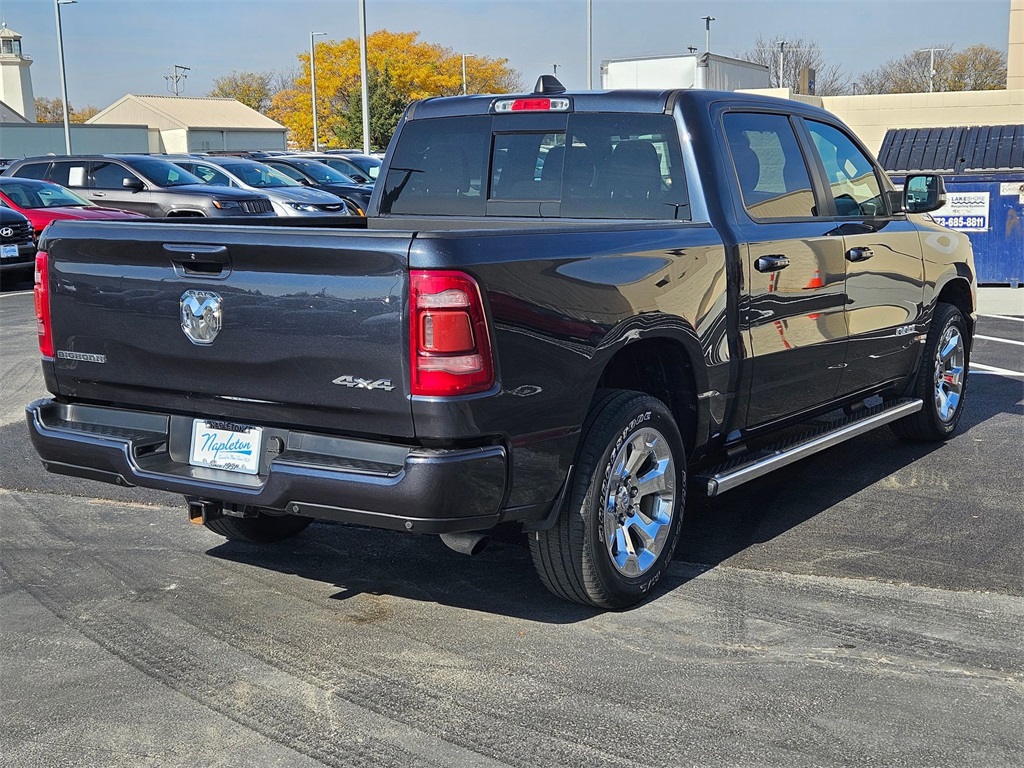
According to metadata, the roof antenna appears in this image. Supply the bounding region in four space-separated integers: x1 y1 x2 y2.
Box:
534 75 566 95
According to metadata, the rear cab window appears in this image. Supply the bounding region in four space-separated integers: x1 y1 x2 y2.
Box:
380 112 689 220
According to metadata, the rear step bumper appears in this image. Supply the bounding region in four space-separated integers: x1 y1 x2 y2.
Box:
26 398 506 534
697 398 923 497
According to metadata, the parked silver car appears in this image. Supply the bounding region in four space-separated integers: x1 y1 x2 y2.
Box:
168 156 353 217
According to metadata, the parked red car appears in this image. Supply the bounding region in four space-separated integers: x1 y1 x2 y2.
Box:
0 177 146 239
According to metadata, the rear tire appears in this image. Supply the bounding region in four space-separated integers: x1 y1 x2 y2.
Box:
529 390 686 609
203 512 313 543
891 302 970 441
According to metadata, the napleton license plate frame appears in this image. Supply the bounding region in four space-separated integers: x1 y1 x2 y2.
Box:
189 419 263 475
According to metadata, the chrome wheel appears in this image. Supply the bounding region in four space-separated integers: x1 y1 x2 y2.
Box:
603 426 676 577
933 325 965 423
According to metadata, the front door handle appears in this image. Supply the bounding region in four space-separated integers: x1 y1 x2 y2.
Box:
846 247 874 262
755 255 790 273
91 192 106 198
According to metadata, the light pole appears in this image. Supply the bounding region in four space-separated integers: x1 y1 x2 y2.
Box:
702 15 715 54
358 0 370 154
586 0 592 89
774 40 786 88
54 0 76 155
310 31 326 151
918 47 946 93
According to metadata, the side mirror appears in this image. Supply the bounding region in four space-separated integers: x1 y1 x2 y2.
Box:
122 177 145 191
902 173 946 214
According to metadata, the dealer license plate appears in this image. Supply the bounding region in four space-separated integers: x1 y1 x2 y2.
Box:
1 244 18 259
189 420 263 475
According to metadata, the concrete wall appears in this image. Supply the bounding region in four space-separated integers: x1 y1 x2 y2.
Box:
0 123 149 158
824 90 1024 153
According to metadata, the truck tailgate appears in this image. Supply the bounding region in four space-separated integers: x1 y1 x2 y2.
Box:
44 221 415 438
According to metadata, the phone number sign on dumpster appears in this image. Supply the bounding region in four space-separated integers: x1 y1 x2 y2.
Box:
932 191 990 232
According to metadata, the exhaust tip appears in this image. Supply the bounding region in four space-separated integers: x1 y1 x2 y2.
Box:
439 531 491 557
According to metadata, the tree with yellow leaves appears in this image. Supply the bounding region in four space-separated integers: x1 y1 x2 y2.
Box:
268 30 523 150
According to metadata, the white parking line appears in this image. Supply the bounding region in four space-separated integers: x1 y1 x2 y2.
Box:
975 334 1024 347
971 362 1024 378
979 314 1024 322
0 290 32 298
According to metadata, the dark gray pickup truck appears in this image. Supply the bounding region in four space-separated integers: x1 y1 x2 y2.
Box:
27 79 975 608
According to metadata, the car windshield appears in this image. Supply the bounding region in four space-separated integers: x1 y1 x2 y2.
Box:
0 180 91 208
129 157 203 187
221 162 301 188
292 160 355 184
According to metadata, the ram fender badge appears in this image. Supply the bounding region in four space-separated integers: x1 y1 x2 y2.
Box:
180 290 222 345
332 375 395 391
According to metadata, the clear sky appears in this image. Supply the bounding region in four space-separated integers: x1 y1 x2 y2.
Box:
0 0 1012 110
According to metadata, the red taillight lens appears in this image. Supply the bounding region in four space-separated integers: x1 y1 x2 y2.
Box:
34 251 54 358
410 270 494 396
513 98 551 111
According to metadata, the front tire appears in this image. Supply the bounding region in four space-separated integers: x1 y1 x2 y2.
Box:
203 512 313 543
529 390 686 609
891 302 970 441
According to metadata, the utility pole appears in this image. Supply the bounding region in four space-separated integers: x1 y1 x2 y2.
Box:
164 64 190 97
462 54 468 95
917 47 946 92
702 15 715 54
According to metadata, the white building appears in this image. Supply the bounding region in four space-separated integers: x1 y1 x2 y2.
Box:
87 94 288 154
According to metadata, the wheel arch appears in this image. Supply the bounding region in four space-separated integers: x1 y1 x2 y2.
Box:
934 275 975 343
593 335 704 457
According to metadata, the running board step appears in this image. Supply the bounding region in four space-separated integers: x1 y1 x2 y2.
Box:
698 398 923 497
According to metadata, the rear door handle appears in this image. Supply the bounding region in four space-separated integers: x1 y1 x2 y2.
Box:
91 192 106 198
754 255 790 273
846 247 874 262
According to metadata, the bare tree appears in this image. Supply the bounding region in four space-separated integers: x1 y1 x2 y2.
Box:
855 43 1006 94
740 35 851 95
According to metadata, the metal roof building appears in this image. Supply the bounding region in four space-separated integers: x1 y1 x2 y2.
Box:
87 94 287 153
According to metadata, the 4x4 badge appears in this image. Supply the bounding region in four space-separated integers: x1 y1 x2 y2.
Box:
332 375 395 391
180 290 222 345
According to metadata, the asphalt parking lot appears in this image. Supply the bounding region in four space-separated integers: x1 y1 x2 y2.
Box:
1 285 1022 768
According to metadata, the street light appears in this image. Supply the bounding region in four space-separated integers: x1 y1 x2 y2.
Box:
586 0 592 89
54 0 76 155
358 0 370 155
774 40 786 88
917 47 947 93
702 15 715 54
310 31 326 151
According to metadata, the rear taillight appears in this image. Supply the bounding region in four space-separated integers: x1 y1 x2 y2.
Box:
410 270 494 396
34 251 54 358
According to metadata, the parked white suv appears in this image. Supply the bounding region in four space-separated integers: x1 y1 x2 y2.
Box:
169 156 354 217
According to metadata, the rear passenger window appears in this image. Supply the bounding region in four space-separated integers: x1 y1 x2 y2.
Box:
724 112 816 220
48 161 89 187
